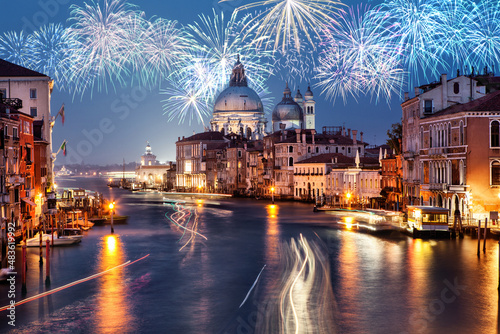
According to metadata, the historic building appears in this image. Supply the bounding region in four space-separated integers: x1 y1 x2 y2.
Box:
263 126 368 199
417 90 500 221
401 73 489 208
293 153 381 206
381 151 403 211
135 142 176 190
210 56 267 140
0 59 54 191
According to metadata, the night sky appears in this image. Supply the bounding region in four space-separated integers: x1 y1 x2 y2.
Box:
2 0 406 165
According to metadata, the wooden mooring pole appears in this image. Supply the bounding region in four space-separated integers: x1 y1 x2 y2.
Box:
45 239 50 286
483 218 488 253
477 220 481 257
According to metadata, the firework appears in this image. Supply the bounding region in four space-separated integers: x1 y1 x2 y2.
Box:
161 76 211 125
315 5 405 104
183 9 274 97
232 0 345 52
372 0 448 86
0 31 32 67
466 0 500 71
139 18 187 87
29 23 77 89
67 0 142 94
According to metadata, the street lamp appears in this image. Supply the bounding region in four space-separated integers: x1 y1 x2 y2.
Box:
109 202 115 234
346 192 352 209
271 187 275 204
198 184 203 193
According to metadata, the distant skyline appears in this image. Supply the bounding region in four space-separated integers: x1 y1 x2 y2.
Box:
1 0 471 165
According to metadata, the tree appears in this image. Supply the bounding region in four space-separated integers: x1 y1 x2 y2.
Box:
386 122 402 155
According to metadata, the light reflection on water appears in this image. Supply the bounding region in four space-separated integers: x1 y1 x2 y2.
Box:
6 177 500 333
94 235 134 334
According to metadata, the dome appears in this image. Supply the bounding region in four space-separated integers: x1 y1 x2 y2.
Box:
213 86 264 113
305 85 313 97
295 88 303 99
213 55 264 114
272 83 303 121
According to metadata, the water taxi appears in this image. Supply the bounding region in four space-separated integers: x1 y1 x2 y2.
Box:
406 206 450 238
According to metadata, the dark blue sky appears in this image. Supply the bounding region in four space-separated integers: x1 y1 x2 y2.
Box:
2 0 403 166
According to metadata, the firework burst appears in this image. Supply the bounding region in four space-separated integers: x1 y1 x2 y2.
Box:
466 0 500 71
316 5 405 104
0 31 32 67
372 0 448 86
232 0 345 53
67 0 143 94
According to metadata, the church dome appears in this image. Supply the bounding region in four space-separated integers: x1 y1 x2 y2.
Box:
272 83 303 122
213 56 264 114
305 85 313 97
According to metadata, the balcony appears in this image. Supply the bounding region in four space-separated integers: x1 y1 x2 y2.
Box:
2 98 22 109
428 147 447 157
429 183 448 191
7 175 24 186
403 151 416 160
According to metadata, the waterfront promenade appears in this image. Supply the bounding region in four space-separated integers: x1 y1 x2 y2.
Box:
0 177 499 333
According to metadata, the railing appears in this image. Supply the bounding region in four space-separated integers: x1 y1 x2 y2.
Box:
429 183 448 191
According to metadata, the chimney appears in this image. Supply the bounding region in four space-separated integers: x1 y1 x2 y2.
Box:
311 129 316 145
342 127 346 136
295 129 301 143
414 87 419 96
244 143 247 150
360 131 363 143
182 136 185 140
352 130 357 145
404 92 409 101
441 73 448 108
347 129 351 138
178 137 180 141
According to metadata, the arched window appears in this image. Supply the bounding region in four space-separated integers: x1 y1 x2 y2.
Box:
454 82 460 94
289 146 293 153
492 161 500 185
459 121 464 145
240 127 244 136
246 127 252 139
289 157 294 166
448 123 451 146
308 146 311 153
430 127 433 148
491 120 500 147
221 128 225 135
420 127 424 149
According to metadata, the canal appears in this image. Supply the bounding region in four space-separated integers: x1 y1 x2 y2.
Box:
1 177 499 333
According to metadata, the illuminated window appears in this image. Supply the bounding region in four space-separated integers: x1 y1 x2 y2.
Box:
492 161 500 185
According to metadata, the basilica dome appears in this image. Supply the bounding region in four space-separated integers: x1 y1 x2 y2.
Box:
272 83 303 122
213 56 264 114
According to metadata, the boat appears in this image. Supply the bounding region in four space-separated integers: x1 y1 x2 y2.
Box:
102 215 128 224
406 206 451 238
24 232 81 247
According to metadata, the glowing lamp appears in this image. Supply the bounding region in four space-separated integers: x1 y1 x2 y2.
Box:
109 202 114 210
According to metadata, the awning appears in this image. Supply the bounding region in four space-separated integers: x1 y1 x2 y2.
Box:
22 197 37 207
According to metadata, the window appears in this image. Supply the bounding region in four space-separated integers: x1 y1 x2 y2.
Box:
348 147 351 154
0 89 6 98
448 123 451 146
492 161 500 185
289 157 293 166
30 88 37 99
453 82 460 94
12 127 18 139
492 120 500 147
30 107 37 117
315 147 319 153
459 121 464 145
424 100 433 113
289 146 293 153
308 147 311 153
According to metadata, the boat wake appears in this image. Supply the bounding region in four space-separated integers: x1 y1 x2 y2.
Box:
254 234 339 334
